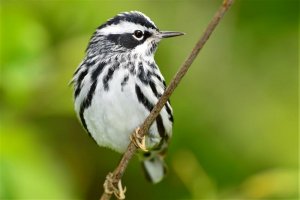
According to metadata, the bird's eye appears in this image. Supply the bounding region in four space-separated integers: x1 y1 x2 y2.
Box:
133 30 144 39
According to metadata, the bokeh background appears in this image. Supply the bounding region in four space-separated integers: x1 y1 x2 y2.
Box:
0 0 298 199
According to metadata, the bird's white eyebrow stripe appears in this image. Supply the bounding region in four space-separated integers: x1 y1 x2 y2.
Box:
98 21 155 35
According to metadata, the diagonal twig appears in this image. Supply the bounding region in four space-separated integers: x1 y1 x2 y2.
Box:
100 0 234 199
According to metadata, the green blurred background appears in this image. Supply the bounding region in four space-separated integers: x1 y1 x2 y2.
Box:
0 0 298 199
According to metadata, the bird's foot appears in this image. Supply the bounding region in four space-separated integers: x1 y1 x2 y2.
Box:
130 127 148 152
103 172 126 200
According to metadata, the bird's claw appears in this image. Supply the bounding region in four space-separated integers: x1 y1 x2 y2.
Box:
103 172 126 200
130 127 148 152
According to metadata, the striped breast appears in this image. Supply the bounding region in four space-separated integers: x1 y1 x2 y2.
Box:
72 54 173 153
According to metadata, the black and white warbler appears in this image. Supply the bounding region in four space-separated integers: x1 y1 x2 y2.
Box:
71 11 184 185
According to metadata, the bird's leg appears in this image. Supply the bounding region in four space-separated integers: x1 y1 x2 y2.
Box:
103 172 126 200
103 173 113 195
115 179 126 200
130 127 148 152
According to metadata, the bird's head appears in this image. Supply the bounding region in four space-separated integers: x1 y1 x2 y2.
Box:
86 11 184 58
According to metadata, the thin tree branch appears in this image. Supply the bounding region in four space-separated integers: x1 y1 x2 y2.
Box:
100 0 234 199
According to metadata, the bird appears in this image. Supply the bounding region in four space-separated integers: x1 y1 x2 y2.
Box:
71 11 184 197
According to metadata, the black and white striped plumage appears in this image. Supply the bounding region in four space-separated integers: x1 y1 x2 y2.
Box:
72 11 183 183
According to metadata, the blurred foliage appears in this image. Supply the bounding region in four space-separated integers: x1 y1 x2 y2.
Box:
0 0 298 199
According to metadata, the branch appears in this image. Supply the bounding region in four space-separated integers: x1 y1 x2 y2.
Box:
100 0 234 199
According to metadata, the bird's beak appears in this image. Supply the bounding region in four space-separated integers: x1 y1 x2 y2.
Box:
158 31 185 38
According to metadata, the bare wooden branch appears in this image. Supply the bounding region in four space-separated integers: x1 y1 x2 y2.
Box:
100 0 234 199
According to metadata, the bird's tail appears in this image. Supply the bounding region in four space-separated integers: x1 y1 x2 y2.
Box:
140 152 167 184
